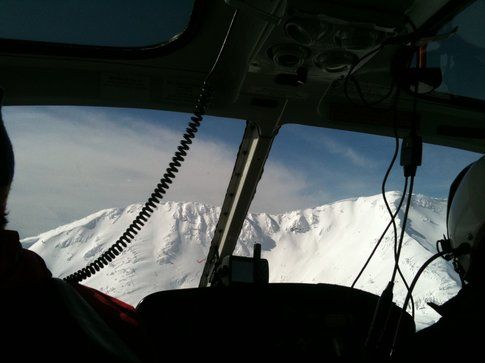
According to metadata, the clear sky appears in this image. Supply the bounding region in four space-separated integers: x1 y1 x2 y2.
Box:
3 105 481 238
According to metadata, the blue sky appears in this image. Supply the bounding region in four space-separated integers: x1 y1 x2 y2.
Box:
4 106 481 237
267 125 482 200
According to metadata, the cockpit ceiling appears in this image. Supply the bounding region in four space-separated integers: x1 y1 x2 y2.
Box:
0 0 483 153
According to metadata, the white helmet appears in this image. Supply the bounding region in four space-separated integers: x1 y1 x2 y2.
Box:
447 154 485 281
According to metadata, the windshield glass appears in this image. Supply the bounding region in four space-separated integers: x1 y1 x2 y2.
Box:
0 0 195 47
4 106 244 302
427 0 485 100
246 123 481 329
4 106 481 330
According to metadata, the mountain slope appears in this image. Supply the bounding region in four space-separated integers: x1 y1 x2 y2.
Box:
24 192 461 329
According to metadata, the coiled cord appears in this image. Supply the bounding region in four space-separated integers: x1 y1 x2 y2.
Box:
64 86 212 283
64 9 239 284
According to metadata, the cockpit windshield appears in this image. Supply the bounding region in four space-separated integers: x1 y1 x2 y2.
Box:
4 106 244 303
249 124 481 329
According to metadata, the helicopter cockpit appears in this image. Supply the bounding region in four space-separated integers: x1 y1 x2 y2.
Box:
1 0 484 361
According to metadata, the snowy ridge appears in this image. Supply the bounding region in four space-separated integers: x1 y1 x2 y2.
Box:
24 192 461 329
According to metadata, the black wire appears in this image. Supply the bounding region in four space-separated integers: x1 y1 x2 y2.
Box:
382 93 415 318
349 85 415 317
391 176 415 284
351 86 402 281
351 178 408 289
64 10 240 284
381 93 401 259
351 87 402 292
342 14 418 110
390 248 457 356
349 75 396 108
343 46 384 107
387 60 422 312
389 68 420 290
391 242 471 357
392 181 416 318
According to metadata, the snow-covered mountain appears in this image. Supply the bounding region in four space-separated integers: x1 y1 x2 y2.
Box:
23 192 461 330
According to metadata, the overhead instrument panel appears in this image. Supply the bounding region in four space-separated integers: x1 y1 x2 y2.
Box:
247 0 413 87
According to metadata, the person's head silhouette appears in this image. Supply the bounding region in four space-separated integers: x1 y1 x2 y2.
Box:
0 89 14 229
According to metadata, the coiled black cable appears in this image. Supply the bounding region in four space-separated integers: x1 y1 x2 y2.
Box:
64 9 239 284
64 87 212 284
